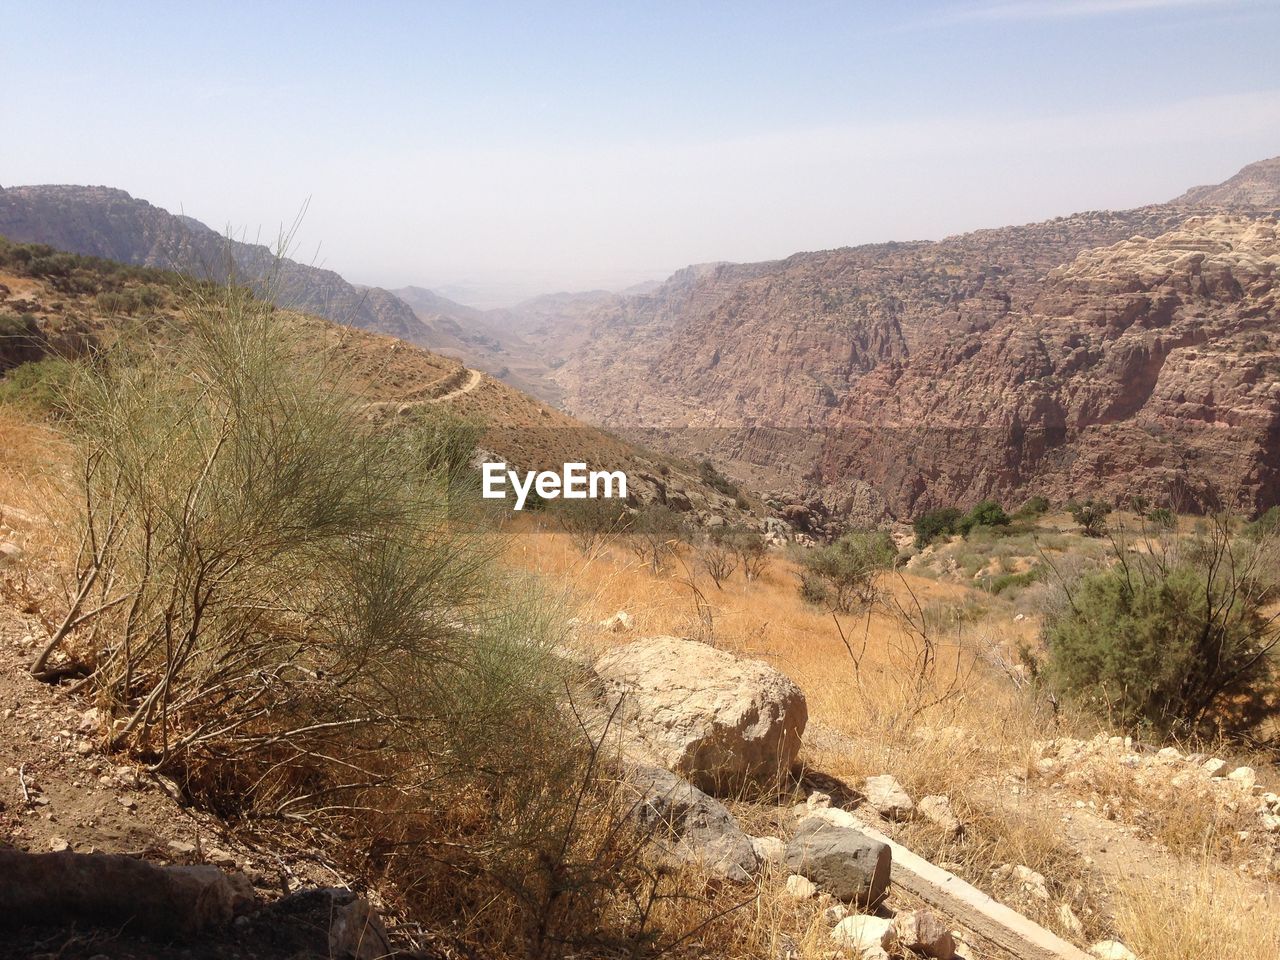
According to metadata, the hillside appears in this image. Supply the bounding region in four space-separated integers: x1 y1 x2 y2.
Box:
0 238 756 527
545 160 1280 519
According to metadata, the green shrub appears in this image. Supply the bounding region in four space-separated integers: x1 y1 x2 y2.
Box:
988 565 1045 595
798 529 896 612
1247 506 1280 542
1146 507 1176 529
913 507 962 547
1068 499 1112 537
0 358 74 414
1015 495 1051 519
958 499 1010 534
697 458 739 498
1046 527 1279 736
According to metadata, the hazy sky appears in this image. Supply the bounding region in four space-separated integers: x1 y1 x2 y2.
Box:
4 0 1280 304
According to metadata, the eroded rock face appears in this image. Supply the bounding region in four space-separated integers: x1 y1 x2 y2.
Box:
551 176 1280 518
594 636 807 792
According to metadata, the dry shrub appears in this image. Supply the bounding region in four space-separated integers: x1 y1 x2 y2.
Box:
33 281 694 955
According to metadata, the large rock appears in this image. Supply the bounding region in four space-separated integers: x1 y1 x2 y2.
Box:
785 815 891 905
594 636 807 792
624 764 759 882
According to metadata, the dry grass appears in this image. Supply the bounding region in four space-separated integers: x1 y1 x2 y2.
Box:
505 519 1280 956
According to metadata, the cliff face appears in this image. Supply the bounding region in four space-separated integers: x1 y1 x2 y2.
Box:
549 160 1280 517
0 185 431 343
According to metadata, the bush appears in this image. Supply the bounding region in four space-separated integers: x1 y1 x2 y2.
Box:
957 499 1010 534
1146 507 1176 529
698 527 739 588
626 502 688 572
552 495 631 558
913 507 962 547
0 358 74 414
32 283 644 951
1247 506 1280 542
729 526 770 581
697 458 739 498
797 529 896 612
1015 495 1050 519
1069 499 1112 537
1046 518 1280 737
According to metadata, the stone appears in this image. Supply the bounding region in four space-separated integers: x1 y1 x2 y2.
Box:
1089 942 1138 960
751 835 786 865
624 764 759 882
1057 903 1084 937
863 774 913 820
328 892 392 960
785 815 891 905
785 874 818 899
77 708 102 734
0 542 22 565
807 791 833 810
594 636 807 792
891 909 956 959
994 863 1050 902
1202 757 1227 775
599 611 634 632
830 915 893 955
1227 766 1257 790
918 794 962 836
823 903 850 924
48 837 69 853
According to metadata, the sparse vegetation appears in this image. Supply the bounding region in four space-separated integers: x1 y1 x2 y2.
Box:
797 529 896 612
1068 498 1113 537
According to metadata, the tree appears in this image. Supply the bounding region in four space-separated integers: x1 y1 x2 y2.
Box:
626 503 688 573
798 530 897 613
1069 499 1112 537
698 528 738 589
730 527 771 581
957 499 1010 534
913 507 962 547
1046 515 1280 737
553 496 630 559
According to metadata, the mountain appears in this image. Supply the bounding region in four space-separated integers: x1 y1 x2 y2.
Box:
1173 156 1280 209
0 184 432 343
546 159 1280 519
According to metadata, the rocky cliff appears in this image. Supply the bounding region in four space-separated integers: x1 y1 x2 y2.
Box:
549 159 1280 518
0 185 432 343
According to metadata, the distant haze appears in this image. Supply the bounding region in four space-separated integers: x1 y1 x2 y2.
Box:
3 1 1280 305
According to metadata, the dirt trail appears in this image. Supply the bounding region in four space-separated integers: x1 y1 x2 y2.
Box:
429 367 482 403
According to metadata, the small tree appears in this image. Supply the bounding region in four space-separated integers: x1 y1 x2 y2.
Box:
957 499 1010 535
730 527 771 581
698 528 738 589
626 503 688 573
1069 499 1112 537
553 496 631 559
1046 514 1280 737
913 507 962 547
798 530 897 613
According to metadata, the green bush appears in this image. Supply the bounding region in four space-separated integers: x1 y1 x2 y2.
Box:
958 499 1010 534
697 458 739 498
798 529 896 612
1046 532 1279 736
988 565 1045 595
0 358 74 414
1247 506 1280 542
1068 499 1112 537
1014 495 1050 519
913 507 962 547
1146 507 1176 529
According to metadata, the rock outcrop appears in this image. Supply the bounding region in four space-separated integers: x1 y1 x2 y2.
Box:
593 636 807 792
547 158 1280 519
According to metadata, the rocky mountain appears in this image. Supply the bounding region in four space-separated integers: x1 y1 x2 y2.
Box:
546 159 1280 519
0 184 433 343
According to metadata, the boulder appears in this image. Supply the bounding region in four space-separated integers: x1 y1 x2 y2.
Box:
624 764 759 882
830 914 893 956
891 909 956 959
785 874 818 899
594 636 807 792
863 774 913 820
785 815 891 905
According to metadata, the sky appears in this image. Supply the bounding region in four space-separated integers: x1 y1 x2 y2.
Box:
3 0 1280 306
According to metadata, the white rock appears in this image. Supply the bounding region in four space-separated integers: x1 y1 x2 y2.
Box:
863 774 913 820
785 874 818 899
1202 757 1227 775
892 909 956 959
599 611 634 632
1227 766 1258 790
1155 746 1181 761
1089 941 1138 960
1057 902 1084 936
823 903 850 924
593 636 807 792
994 863 1050 901
831 914 893 954
918 794 962 836
751 835 786 865
807 791 832 810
